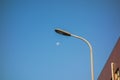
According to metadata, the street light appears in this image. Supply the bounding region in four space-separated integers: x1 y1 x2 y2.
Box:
54 28 94 80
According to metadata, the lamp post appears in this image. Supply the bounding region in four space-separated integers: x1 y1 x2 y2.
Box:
54 28 94 80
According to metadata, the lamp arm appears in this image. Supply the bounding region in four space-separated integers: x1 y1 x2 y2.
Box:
71 34 94 80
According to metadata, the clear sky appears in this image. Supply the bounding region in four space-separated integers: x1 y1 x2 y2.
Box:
1 0 120 80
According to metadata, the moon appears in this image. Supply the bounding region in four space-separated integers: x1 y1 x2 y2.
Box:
56 42 60 46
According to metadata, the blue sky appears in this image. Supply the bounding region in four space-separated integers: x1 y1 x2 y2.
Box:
1 0 120 80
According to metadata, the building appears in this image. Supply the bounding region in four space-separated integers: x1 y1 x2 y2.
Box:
98 38 120 80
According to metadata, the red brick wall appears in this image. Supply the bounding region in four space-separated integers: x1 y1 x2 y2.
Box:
98 38 120 80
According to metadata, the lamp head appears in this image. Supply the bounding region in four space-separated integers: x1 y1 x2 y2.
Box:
55 28 71 36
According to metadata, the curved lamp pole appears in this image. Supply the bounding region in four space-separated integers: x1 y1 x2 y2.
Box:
54 28 94 80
